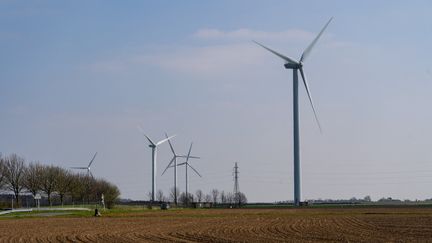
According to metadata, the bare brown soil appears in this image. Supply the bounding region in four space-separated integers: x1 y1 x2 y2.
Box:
1 207 432 242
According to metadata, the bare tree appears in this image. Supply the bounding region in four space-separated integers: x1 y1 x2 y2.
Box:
39 165 61 206
23 162 43 204
147 191 153 201
220 190 227 204
68 173 95 205
0 154 6 189
179 192 194 206
238 192 247 205
211 189 219 204
3 154 26 206
56 168 72 206
169 186 179 204
364 195 372 202
226 192 234 204
195 189 203 203
187 192 194 204
92 178 120 209
179 192 187 205
204 194 212 203
69 173 86 204
156 189 164 202
83 175 96 204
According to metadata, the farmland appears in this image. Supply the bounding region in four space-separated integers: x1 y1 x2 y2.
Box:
1 206 432 242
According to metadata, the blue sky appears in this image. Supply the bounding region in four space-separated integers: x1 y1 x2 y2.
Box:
1 1 432 202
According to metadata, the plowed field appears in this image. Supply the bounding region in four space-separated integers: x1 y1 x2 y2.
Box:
1 207 432 242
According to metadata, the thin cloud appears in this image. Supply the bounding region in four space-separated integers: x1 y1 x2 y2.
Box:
193 28 315 42
85 43 269 76
149 44 266 75
86 28 343 77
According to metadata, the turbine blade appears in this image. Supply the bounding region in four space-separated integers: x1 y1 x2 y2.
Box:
188 164 202 177
176 162 187 166
185 142 193 163
300 17 333 63
253 40 298 64
156 134 176 146
177 155 200 159
299 67 322 133
70 167 87 169
161 157 175 176
137 126 155 145
165 132 176 155
89 170 94 178
88 152 98 167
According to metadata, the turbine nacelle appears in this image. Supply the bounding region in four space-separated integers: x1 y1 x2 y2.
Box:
284 63 302 69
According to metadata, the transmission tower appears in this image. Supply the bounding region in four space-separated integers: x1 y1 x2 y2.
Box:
233 162 240 206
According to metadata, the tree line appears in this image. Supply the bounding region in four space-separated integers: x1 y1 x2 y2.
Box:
0 153 120 208
151 188 247 206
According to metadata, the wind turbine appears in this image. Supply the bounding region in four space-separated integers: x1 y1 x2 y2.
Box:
175 142 201 205
161 135 200 205
138 126 176 203
70 152 98 178
254 17 332 206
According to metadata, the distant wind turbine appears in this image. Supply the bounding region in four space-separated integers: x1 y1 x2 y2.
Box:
138 126 176 203
161 135 200 205
254 17 332 206
70 152 98 178
173 142 201 205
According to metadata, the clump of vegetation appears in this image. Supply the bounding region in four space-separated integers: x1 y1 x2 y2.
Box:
0 153 120 209
145 187 248 208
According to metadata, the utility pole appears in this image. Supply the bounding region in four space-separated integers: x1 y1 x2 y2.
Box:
233 162 240 207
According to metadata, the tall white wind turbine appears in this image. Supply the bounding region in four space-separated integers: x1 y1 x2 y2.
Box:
161 134 200 205
254 17 332 206
70 152 98 178
138 126 176 203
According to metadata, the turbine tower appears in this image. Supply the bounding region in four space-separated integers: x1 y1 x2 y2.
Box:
254 18 332 206
161 134 199 205
70 152 98 178
138 126 176 203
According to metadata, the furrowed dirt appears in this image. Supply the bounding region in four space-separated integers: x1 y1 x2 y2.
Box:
1 207 432 242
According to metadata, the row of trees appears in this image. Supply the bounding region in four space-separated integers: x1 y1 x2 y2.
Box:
150 188 247 206
0 153 120 208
